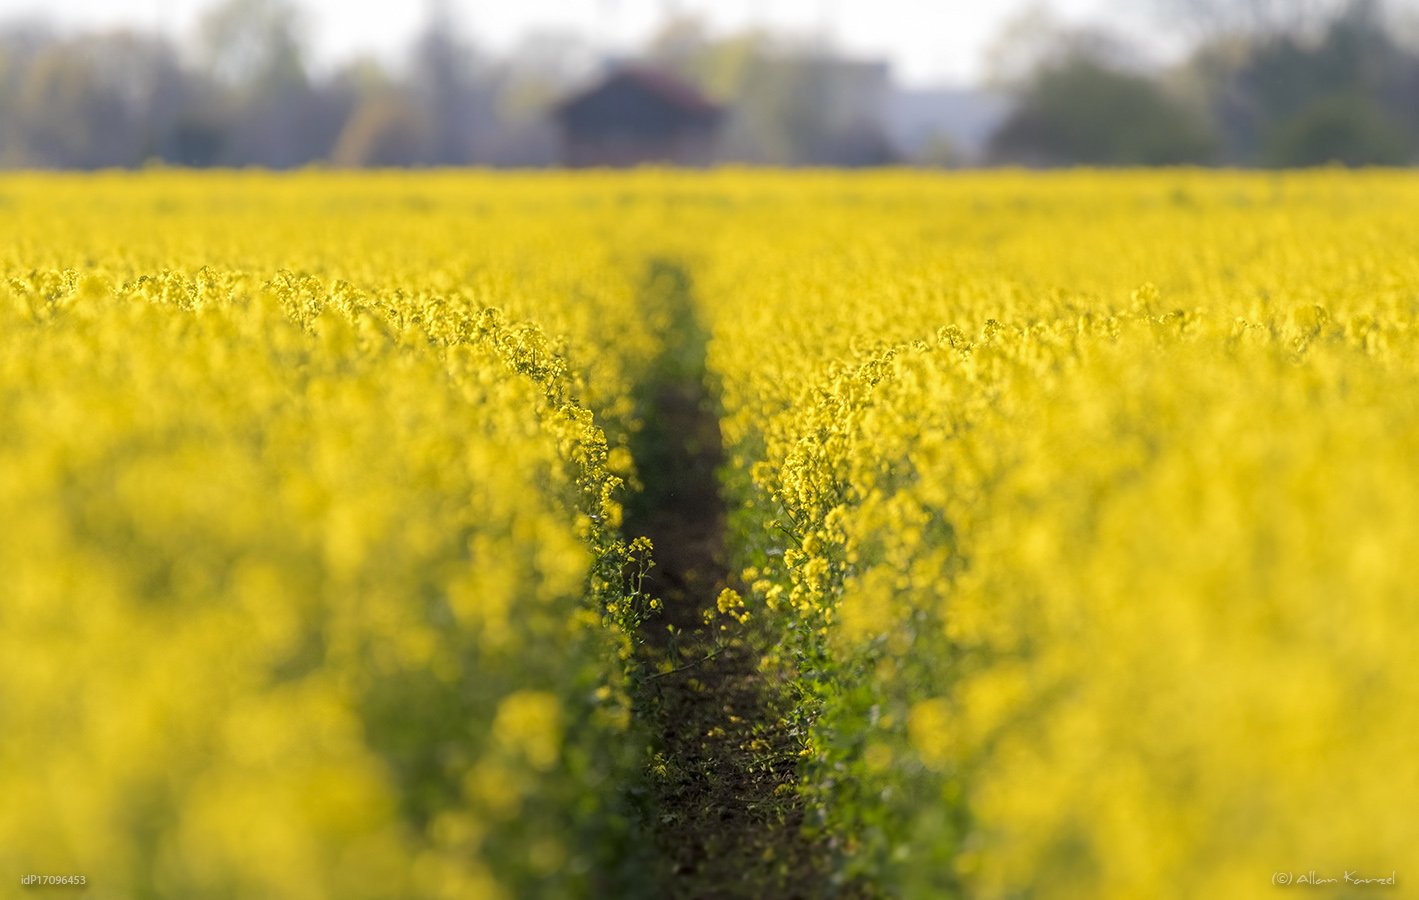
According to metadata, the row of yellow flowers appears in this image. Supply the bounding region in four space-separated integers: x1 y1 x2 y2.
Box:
695 170 1419 897
0 172 666 899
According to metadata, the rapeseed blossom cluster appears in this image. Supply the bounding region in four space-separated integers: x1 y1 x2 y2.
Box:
0 172 663 899
698 171 1419 898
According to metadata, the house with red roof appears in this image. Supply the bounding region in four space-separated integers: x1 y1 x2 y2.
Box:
552 67 725 168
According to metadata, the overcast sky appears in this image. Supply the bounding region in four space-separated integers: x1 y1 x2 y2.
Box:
0 0 1169 87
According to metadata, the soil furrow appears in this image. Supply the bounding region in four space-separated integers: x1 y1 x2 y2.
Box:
625 262 832 899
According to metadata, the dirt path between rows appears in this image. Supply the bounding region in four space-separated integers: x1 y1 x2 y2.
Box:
623 261 837 899
629 380 831 900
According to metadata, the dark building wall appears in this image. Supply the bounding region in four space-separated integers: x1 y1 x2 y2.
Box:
562 129 717 168
555 69 722 168
560 79 691 137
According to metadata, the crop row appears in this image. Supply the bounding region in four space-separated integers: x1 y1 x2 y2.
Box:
697 171 1419 897
0 173 672 899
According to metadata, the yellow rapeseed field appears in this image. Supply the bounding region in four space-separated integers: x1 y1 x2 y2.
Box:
696 171 1419 898
0 172 667 899
3 169 1416 899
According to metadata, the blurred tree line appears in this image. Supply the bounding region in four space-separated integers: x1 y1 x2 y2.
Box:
0 0 589 168
642 19 894 166
989 0 1419 166
0 0 893 169
4 0 1419 168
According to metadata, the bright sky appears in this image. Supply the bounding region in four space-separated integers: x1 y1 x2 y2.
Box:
0 0 1168 86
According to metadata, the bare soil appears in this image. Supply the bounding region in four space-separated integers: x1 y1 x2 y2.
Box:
629 380 835 900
